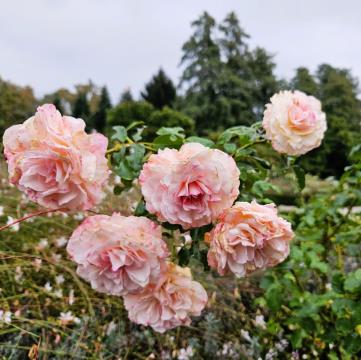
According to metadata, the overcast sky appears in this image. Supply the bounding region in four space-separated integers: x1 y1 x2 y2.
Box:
0 0 360 102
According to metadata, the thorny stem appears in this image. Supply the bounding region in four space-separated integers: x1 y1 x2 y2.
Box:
0 208 63 232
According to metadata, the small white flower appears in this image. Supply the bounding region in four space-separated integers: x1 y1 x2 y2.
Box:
73 213 84 221
55 275 65 285
68 289 75 305
59 311 80 325
255 314 266 329
114 175 121 184
38 238 48 250
54 289 63 298
241 329 252 342
55 236 68 248
0 310 12 324
325 283 332 291
44 282 52 292
0 206 4 216
33 259 42 271
183 232 192 245
178 346 193 360
52 254 62 263
6 216 19 232
106 321 117 335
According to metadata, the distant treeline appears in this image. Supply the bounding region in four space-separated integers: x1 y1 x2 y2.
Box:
1 11 360 178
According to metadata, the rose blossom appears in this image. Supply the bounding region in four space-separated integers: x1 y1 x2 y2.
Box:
206 201 294 277
262 90 327 155
67 213 169 295
139 143 240 229
123 263 208 332
2 104 109 210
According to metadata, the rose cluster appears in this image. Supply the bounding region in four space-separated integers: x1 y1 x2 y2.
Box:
2 90 326 332
67 214 208 332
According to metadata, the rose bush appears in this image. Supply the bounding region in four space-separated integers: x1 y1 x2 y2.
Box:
1 90 329 333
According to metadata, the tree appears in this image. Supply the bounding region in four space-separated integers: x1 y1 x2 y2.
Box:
179 12 223 132
120 88 134 103
218 12 255 126
72 92 91 130
291 67 318 96
93 86 112 133
0 77 37 137
299 64 361 177
246 47 280 119
141 69 176 109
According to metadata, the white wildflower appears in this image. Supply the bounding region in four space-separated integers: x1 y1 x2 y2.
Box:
68 289 75 305
38 238 48 250
52 254 62 263
178 346 193 360
6 216 19 232
241 329 252 342
106 321 117 335
55 275 65 285
73 213 84 221
55 236 68 248
254 314 266 329
0 310 12 324
33 258 42 271
0 206 4 216
325 283 332 291
54 289 63 298
59 311 80 325
44 282 52 292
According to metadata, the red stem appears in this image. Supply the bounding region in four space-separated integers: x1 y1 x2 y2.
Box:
0 208 62 231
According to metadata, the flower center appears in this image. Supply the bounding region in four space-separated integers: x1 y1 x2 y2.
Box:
177 180 210 211
288 100 317 134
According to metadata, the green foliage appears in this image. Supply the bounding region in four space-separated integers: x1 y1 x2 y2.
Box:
0 77 37 137
141 68 176 109
93 86 112 133
107 101 195 139
293 64 361 178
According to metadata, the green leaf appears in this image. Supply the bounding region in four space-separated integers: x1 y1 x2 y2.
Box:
178 248 190 266
114 161 134 181
290 328 307 348
344 269 361 293
126 121 145 131
153 134 184 149
156 127 185 140
111 126 127 142
293 165 306 190
185 136 215 148
134 200 146 216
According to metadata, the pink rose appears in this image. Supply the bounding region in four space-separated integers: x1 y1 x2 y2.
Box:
139 143 240 229
263 90 327 155
67 213 169 296
2 104 109 210
123 263 208 332
206 201 294 277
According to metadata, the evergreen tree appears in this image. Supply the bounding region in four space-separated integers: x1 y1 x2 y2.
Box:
93 86 112 133
53 96 64 114
179 12 223 132
72 92 91 129
218 12 254 126
141 69 176 109
291 67 318 96
120 88 134 103
299 64 361 177
246 47 279 118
